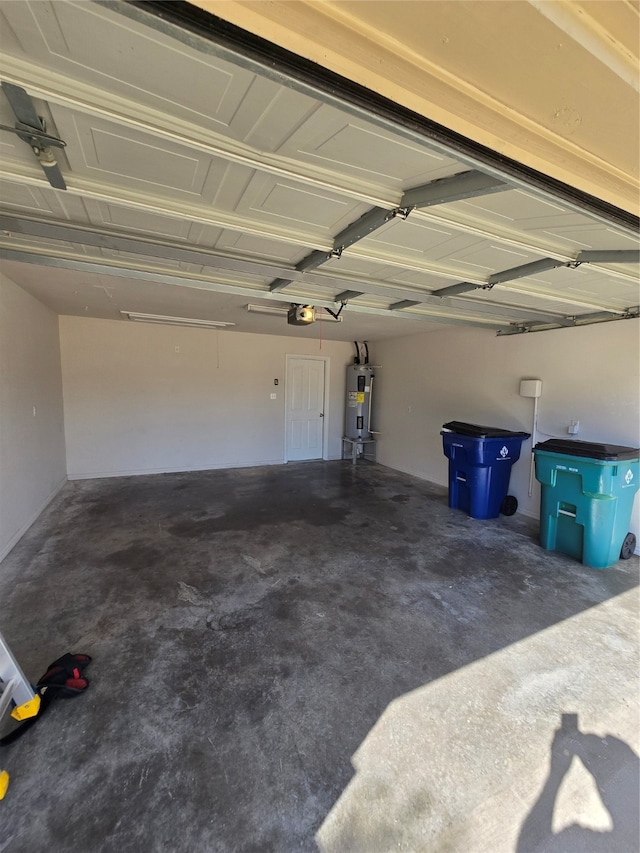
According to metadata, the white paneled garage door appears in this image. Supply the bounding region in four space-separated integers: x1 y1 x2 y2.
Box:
0 0 637 343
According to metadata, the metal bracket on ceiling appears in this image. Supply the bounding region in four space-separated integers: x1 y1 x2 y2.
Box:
578 250 640 264
497 304 640 336
1 82 67 190
505 323 529 335
390 299 421 310
335 289 363 303
566 260 582 269
393 207 411 220
266 170 507 292
0 120 66 151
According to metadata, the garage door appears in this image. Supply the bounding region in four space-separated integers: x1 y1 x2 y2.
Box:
0 1 638 343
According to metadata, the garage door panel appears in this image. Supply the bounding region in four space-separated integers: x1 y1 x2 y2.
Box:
0 0 637 337
0 181 92 225
186 223 225 248
451 192 639 253
452 189 572 224
487 266 639 312
0 6 25 55
55 108 216 197
446 243 543 275
539 224 640 251
321 255 411 281
0 1 257 134
467 288 592 316
367 267 459 290
216 232 308 266
0 179 60 217
533 266 640 306
354 219 543 277
237 171 371 234
363 217 460 256
234 79 321 152
95 247 183 270
0 116 39 172
276 104 461 187
86 201 191 242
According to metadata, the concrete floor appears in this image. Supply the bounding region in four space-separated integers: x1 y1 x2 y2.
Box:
0 461 638 853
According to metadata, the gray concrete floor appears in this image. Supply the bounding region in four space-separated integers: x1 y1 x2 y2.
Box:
0 461 638 853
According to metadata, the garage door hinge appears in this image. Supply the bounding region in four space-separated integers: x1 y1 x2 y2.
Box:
393 207 412 220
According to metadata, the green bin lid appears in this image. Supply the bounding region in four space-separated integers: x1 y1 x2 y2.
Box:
534 438 640 461
442 421 530 439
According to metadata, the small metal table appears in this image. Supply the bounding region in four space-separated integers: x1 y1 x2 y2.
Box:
342 437 376 465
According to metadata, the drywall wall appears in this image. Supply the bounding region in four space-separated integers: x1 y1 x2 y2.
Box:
0 273 67 562
374 320 640 539
59 316 353 478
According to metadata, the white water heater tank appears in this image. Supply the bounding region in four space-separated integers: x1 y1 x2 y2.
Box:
345 364 376 440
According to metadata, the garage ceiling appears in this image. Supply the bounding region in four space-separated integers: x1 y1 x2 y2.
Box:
0 0 638 342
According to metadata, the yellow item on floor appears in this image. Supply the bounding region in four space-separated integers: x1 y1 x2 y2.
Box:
11 694 40 721
0 770 9 800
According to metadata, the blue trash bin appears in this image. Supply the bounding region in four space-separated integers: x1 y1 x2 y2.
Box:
441 421 530 519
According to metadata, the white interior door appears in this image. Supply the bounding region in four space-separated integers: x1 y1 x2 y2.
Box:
286 358 326 461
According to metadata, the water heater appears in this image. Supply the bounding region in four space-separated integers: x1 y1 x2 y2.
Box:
345 364 376 440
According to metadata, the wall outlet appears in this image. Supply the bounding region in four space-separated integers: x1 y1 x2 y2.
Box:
270 393 277 400
568 420 580 435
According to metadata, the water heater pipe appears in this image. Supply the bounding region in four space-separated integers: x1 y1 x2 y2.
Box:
368 375 382 435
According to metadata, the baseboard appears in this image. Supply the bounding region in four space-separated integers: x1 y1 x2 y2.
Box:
0 476 68 563
517 506 541 522
67 459 286 480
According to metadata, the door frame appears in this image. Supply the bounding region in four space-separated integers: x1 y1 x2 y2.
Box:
284 354 330 463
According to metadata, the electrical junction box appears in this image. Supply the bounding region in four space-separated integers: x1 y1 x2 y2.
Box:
287 304 315 326
520 379 542 398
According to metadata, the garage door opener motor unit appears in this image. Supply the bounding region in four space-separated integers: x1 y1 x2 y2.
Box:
287 304 316 326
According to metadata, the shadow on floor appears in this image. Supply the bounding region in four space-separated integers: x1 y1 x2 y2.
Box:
517 714 639 853
0 461 637 851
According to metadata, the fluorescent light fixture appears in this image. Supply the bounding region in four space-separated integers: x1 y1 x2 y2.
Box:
245 304 342 322
121 311 235 329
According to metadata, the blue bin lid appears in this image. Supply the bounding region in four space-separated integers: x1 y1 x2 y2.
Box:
534 438 640 461
442 421 530 439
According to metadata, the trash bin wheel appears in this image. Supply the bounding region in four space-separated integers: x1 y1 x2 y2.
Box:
500 495 518 516
620 532 636 560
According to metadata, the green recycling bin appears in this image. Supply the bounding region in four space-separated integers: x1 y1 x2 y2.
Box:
534 439 639 569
